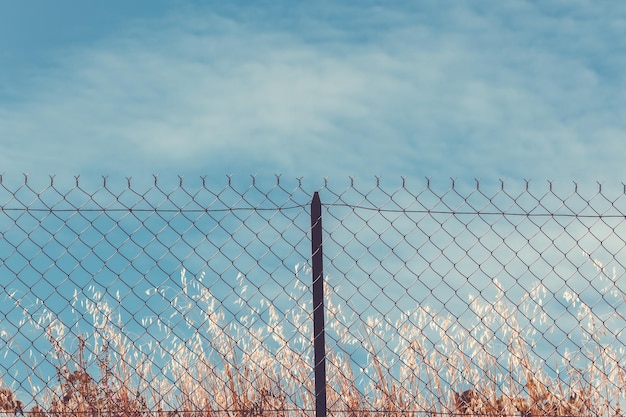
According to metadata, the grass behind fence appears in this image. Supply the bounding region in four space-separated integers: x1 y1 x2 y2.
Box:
1 262 624 417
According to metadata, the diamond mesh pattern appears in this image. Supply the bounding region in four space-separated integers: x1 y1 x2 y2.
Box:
0 176 624 417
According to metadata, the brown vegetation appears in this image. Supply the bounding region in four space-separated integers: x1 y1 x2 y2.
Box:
2 265 624 417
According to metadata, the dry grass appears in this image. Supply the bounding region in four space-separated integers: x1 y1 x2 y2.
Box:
2 260 625 417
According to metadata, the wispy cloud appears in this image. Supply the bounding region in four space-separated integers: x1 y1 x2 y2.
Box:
1 1 624 180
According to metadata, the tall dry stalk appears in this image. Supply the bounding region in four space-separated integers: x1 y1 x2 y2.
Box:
2 258 624 417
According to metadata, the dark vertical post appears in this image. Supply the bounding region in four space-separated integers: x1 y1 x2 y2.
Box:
311 192 326 417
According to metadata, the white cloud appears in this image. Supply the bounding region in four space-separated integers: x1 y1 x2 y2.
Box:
0 1 624 180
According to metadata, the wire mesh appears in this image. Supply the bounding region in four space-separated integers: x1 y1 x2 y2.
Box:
0 176 625 417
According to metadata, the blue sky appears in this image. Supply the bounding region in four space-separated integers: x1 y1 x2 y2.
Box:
1 0 625 182
2 1 626 403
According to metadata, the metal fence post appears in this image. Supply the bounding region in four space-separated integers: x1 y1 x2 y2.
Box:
311 192 326 417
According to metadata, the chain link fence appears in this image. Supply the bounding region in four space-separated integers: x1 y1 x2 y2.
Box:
0 176 624 417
